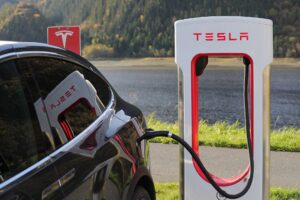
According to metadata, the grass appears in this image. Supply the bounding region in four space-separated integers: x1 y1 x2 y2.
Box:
146 114 300 152
155 183 300 200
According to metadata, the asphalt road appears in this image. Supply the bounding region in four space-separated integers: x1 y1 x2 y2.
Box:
98 64 300 128
150 143 300 188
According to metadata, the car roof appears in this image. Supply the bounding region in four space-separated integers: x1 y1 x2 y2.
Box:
0 41 63 53
0 41 17 45
0 40 90 63
0 41 97 72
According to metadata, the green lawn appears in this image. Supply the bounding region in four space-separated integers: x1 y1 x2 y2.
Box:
155 183 300 200
146 114 300 152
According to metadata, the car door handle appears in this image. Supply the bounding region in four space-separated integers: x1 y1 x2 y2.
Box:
59 168 76 186
42 168 75 199
42 180 61 200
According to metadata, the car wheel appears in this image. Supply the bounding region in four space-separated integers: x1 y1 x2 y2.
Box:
132 186 151 200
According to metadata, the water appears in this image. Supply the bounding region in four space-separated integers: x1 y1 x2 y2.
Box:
100 66 300 129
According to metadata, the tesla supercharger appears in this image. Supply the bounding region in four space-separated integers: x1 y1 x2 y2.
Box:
175 17 273 200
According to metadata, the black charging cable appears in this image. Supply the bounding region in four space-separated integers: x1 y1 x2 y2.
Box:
137 57 253 199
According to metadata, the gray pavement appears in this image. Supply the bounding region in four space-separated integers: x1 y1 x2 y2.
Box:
150 143 300 188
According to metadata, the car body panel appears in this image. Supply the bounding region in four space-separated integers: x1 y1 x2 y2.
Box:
0 42 154 200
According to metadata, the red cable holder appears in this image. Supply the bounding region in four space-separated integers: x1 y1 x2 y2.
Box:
191 53 254 187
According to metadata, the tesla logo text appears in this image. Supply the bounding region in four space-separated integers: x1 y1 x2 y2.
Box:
193 32 249 41
49 85 76 110
55 30 74 48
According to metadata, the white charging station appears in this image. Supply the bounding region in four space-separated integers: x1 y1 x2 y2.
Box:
175 17 273 200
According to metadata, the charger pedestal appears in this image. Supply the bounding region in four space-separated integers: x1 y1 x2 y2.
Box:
175 17 273 200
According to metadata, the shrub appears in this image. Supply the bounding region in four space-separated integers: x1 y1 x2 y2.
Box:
83 44 114 59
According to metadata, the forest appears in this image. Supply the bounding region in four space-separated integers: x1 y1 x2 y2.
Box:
0 0 299 58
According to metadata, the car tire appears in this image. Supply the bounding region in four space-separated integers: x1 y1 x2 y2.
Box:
132 186 151 200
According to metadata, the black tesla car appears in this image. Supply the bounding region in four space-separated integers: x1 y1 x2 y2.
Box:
0 41 155 200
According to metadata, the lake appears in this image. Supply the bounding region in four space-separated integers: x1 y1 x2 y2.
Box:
98 63 300 129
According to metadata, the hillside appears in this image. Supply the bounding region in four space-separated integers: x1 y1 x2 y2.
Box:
0 0 299 58
0 0 18 8
0 3 48 42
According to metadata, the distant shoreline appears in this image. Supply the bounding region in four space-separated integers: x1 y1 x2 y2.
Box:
91 57 300 68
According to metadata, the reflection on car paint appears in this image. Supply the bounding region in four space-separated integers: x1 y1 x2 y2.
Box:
34 70 104 145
